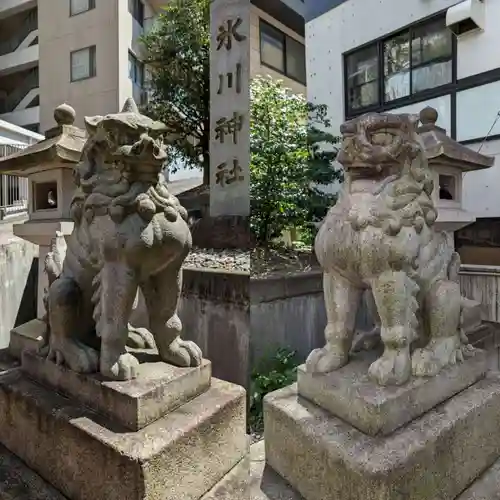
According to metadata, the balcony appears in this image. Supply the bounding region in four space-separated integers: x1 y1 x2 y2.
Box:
0 0 36 20
0 67 39 128
0 8 38 77
0 145 28 219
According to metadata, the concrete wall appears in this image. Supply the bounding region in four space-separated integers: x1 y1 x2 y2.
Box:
0 235 37 349
306 0 500 218
179 268 250 389
251 272 325 363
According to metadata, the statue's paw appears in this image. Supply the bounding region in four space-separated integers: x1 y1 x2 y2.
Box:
100 352 140 381
160 338 202 367
46 339 99 374
412 337 463 377
368 349 411 386
305 346 348 374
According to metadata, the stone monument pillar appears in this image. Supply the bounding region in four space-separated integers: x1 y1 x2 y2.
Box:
209 0 250 218
190 0 251 249
263 111 500 499
0 100 249 500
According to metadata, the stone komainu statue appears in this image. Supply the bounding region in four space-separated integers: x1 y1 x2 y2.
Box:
41 99 202 381
308 112 474 386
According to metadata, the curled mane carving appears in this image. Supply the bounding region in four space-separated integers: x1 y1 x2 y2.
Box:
70 98 187 227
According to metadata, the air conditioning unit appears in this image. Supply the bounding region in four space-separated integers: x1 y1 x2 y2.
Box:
446 0 485 36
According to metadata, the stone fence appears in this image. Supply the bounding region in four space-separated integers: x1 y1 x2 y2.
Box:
460 265 500 322
179 268 250 389
250 266 500 368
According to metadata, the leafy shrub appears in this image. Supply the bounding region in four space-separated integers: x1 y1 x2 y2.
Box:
249 347 300 434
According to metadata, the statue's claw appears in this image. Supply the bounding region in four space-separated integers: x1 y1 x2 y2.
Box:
160 338 202 367
305 345 348 374
100 352 140 381
45 338 99 374
368 348 411 386
412 336 468 377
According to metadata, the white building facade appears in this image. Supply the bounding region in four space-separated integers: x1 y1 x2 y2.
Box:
0 118 43 219
306 0 500 263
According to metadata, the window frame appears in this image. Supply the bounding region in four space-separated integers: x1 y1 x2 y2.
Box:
259 19 306 85
69 0 95 17
129 0 145 27
128 51 145 88
343 13 457 119
70 45 97 82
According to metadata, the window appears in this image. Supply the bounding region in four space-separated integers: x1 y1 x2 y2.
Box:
129 0 144 26
128 52 144 87
345 16 453 116
439 175 456 200
70 0 95 16
70 46 96 82
346 45 379 111
259 20 306 84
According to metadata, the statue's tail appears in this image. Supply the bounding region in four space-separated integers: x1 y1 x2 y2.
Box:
45 231 67 285
41 231 67 349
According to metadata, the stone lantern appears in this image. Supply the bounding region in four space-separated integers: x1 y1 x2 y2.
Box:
418 106 494 333
418 106 494 236
0 103 84 333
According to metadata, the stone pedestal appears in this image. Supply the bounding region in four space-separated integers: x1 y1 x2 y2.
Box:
264 350 500 500
0 351 249 500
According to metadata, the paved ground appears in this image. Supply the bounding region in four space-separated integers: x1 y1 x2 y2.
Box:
250 441 303 500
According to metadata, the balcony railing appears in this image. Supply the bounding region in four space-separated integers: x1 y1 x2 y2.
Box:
0 8 38 56
0 144 28 219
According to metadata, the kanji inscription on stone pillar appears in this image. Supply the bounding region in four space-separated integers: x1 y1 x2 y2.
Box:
210 0 250 217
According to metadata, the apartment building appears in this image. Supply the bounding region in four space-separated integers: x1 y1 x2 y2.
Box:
0 0 159 133
250 0 307 95
306 0 500 264
0 0 305 137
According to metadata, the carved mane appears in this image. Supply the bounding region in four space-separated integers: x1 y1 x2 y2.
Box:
70 98 187 226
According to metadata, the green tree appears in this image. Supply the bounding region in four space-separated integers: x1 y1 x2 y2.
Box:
141 0 210 183
250 76 343 246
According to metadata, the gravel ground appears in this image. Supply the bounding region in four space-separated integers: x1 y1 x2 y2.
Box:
184 247 250 272
251 246 317 278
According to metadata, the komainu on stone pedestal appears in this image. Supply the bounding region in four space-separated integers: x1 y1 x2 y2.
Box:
263 111 500 500
308 112 474 386
41 98 202 380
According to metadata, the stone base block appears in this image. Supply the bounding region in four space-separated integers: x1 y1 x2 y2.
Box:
8 318 45 360
298 348 487 436
0 370 248 500
22 349 212 431
201 454 250 499
264 376 500 500
0 442 67 500
458 457 500 499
